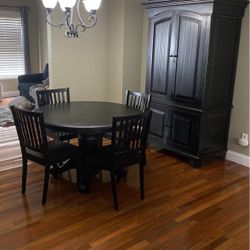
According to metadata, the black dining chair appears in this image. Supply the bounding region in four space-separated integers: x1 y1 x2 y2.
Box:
103 90 151 142
125 90 152 163
10 105 79 205
36 87 70 106
94 111 152 210
125 90 151 112
36 88 77 141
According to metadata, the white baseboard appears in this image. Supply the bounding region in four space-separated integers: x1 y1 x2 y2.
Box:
226 150 250 168
3 91 19 98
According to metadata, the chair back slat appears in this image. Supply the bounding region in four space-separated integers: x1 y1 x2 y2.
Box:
10 106 48 153
36 88 70 106
112 112 152 156
126 90 151 112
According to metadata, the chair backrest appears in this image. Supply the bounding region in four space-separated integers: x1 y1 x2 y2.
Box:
10 106 48 153
36 88 70 106
125 90 151 112
111 112 152 156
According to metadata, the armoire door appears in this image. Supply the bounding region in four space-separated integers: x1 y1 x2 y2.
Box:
146 11 175 138
167 110 200 154
170 11 210 106
147 11 176 101
149 104 169 145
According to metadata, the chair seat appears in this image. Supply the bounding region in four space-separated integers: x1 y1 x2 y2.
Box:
94 145 143 172
102 131 112 140
26 139 78 164
47 129 78 141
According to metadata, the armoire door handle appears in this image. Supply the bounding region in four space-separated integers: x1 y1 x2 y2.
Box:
170 55 178 58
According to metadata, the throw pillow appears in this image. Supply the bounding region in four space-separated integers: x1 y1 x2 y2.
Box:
42 78 49 87
8 96 33 110
29 84 48 108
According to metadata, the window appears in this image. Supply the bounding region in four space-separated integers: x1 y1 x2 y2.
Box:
0 9 25 79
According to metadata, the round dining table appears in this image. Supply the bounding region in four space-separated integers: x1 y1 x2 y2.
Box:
39 101 143 192
40 101 142 134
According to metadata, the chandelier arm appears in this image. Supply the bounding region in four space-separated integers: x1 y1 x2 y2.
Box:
65 11 79 38
76 0 97 29
75 24 86 33
46 11 67 28
65 12 72 31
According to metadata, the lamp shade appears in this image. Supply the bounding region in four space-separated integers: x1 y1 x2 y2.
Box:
83 0 102 12
42 0 57 9
58 0 77 11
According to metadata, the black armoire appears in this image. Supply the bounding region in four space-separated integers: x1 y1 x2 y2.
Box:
141 0 248 167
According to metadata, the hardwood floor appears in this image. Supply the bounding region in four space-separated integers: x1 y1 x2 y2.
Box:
0 148 248 249
0 97 13 107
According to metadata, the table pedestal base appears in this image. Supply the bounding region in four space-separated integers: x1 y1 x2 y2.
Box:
77 134 102 192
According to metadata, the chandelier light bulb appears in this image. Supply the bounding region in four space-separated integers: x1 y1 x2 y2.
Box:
83 0 102 12
58 0 77 11
42 0 57 9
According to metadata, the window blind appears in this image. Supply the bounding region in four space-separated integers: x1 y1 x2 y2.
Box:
0 9 25 79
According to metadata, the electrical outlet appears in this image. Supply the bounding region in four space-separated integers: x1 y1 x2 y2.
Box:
238 133 249 147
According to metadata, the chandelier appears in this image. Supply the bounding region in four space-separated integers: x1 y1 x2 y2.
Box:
42 0 102 38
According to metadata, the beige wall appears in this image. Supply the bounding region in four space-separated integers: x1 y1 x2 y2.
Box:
36 0 48 72
122 0 144 102
0 0 40 92
48 0 144 103
106 0 144 104
0 79 18 93
140 10 148 92
106 0 125 103
49 3 108 101
228 6 249 156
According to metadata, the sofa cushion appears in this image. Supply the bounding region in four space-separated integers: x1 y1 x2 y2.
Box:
18 82 40 102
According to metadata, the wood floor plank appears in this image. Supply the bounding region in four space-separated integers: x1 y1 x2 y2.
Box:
0 147 248 249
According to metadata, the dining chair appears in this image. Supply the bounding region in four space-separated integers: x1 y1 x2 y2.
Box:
125 90 151 112
36 87 70 106
36 88 77 141
94 111 152 210
103 90 151 142
10 105 79 205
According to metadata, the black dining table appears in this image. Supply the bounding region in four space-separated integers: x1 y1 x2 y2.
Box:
39 101 143 192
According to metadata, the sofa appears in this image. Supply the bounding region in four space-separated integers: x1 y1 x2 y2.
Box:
18 64 49 102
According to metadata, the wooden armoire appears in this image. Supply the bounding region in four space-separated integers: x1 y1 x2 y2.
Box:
141 0 248 167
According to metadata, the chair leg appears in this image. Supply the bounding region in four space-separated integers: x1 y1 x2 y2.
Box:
111 172 118 210
22 156 28 194
53 164 58 178
42 165 50 205
139 162 144 200
143 151 147 167
116 168 128 183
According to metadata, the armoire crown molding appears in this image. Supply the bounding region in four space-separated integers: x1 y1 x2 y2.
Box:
140 0 249 9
